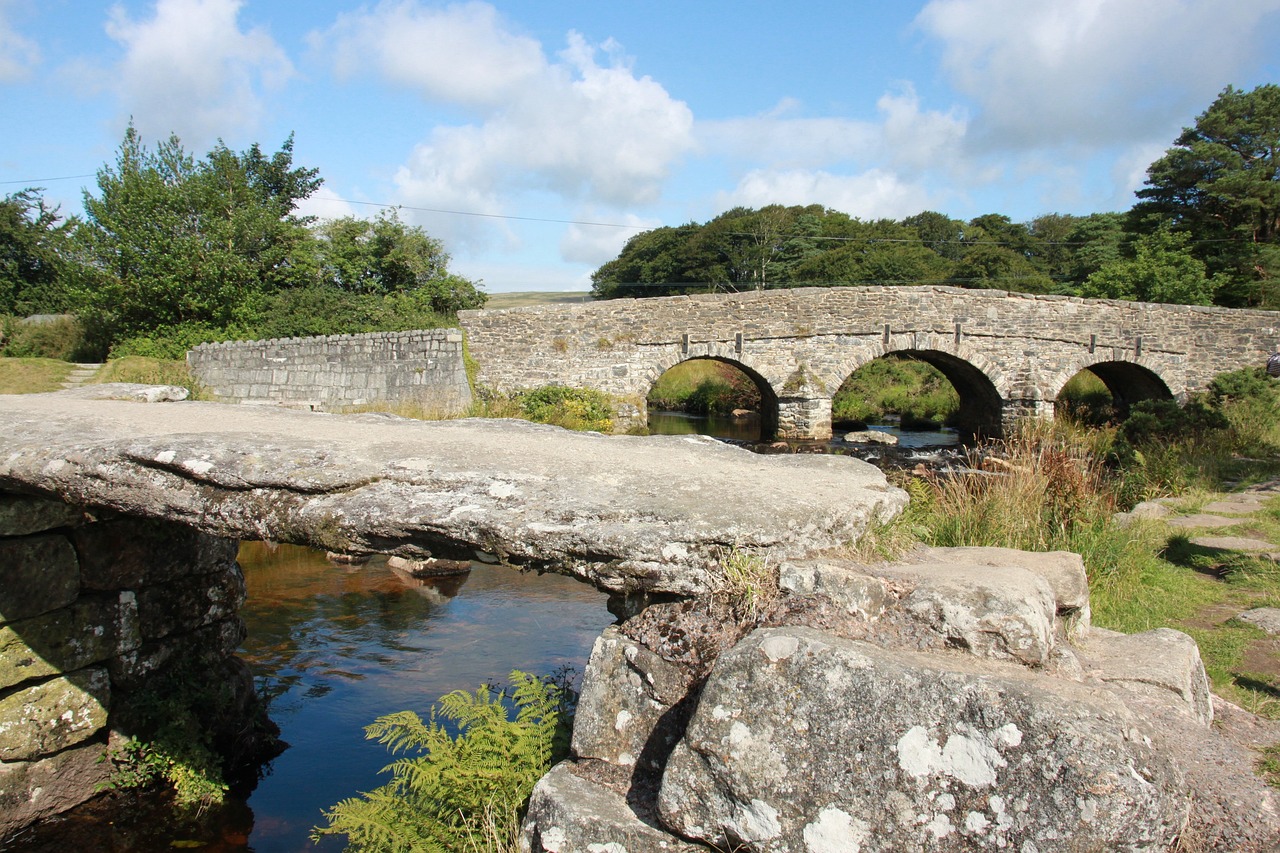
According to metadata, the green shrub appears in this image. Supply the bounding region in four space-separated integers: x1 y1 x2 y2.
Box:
517 385 614 432
2 314 91 360
109 323 228 361
313 670 575 853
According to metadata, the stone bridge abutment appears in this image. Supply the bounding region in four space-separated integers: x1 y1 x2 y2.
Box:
459 286 1280 440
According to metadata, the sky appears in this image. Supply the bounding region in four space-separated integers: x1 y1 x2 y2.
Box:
2 1 1279 293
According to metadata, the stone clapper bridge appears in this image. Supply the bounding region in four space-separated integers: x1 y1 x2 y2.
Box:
4 285 1280 850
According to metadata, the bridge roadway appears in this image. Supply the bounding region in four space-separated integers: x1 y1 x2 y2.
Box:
0 386 906 597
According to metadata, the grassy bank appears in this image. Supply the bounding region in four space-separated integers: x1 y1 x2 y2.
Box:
868 380 1280 722
0 357 76 393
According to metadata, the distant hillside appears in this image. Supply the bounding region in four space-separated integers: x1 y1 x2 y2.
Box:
483 291 592 309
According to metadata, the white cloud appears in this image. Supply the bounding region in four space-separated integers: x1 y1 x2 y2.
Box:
717 168 944 221
316 2 695 251
700 86 966 178
560 213 659 266
916 0 1280 150
319 0 544 107
0 0 39 82
103 0 293 146
294 186 361 222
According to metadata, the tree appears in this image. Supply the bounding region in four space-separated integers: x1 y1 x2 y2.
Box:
313 209 486 313
1134 84 1280 306
0 188 71 316
1080 228 1222 305
74 126 322 348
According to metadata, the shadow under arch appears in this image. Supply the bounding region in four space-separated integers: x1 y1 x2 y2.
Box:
1066 360 1174 419
876 349 1005 440
649 356 781 441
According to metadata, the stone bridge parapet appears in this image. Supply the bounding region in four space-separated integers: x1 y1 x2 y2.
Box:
459 286 1280 439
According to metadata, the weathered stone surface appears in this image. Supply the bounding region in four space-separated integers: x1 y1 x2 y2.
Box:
843 430 897 445
868 559 1059 666
657 627 1188 852
0 535 80 625
135 566 246 641
1237 607 1280 635
0 495 84 536
916 546 1091 637
1076 628 1214 727
1189 535 1280 559
0 668 109 761
0 394 907 596
1165 513 1239 530
521 763 705 853
0 738 112 840
0 593 141 690
572 626 696 772
776 561 886 619
57 382 189 403
71 516 240 590
109 617 247 691
1200 497 1269 515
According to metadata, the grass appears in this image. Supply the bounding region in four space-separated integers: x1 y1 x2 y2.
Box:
877 411 1280 728
92 356 206 399
0 357 77 393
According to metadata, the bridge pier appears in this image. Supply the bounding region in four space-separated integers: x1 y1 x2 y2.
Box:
777 395 833 441
0 491 271 839
1001 398 1056 433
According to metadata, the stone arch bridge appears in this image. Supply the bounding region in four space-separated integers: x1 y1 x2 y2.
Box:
459 286 1280 440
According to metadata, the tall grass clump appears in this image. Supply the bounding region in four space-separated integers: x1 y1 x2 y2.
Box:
313 670 575 853
93 356 206 399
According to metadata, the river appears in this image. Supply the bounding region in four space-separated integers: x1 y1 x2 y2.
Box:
16 545 614 852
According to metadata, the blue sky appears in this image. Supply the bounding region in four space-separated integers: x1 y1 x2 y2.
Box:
2 0 1279 293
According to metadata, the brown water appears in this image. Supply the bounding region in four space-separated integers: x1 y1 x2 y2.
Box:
13 543 613 852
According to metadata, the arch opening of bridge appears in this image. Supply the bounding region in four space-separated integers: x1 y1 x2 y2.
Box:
648 356 780 441
837 349 1005 441
1062 361 1175 421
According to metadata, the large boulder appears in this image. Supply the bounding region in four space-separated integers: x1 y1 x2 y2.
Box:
523 546 1278 851
657 627 1187 852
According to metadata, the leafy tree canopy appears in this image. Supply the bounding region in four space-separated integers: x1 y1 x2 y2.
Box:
1134 83 1280 306
0 188 72 316
73 125 322 344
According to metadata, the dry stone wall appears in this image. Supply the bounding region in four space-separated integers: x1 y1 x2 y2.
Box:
460 286 1280 438
188 329 471 413
0 491 250 840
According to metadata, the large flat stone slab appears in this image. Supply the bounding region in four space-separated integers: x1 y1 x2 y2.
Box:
0 389 907 596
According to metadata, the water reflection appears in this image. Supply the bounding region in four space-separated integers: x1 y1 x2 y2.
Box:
14 543 614 853
235 544 614 853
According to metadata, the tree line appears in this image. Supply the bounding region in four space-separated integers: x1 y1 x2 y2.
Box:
593 84 1280 310
1 126 485 360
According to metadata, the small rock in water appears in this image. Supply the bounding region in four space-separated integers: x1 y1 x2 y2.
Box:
387 554 472 577
326 551 370 565
843 430 898 445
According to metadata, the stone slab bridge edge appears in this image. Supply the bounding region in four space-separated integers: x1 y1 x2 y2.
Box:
457 285 1280 441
